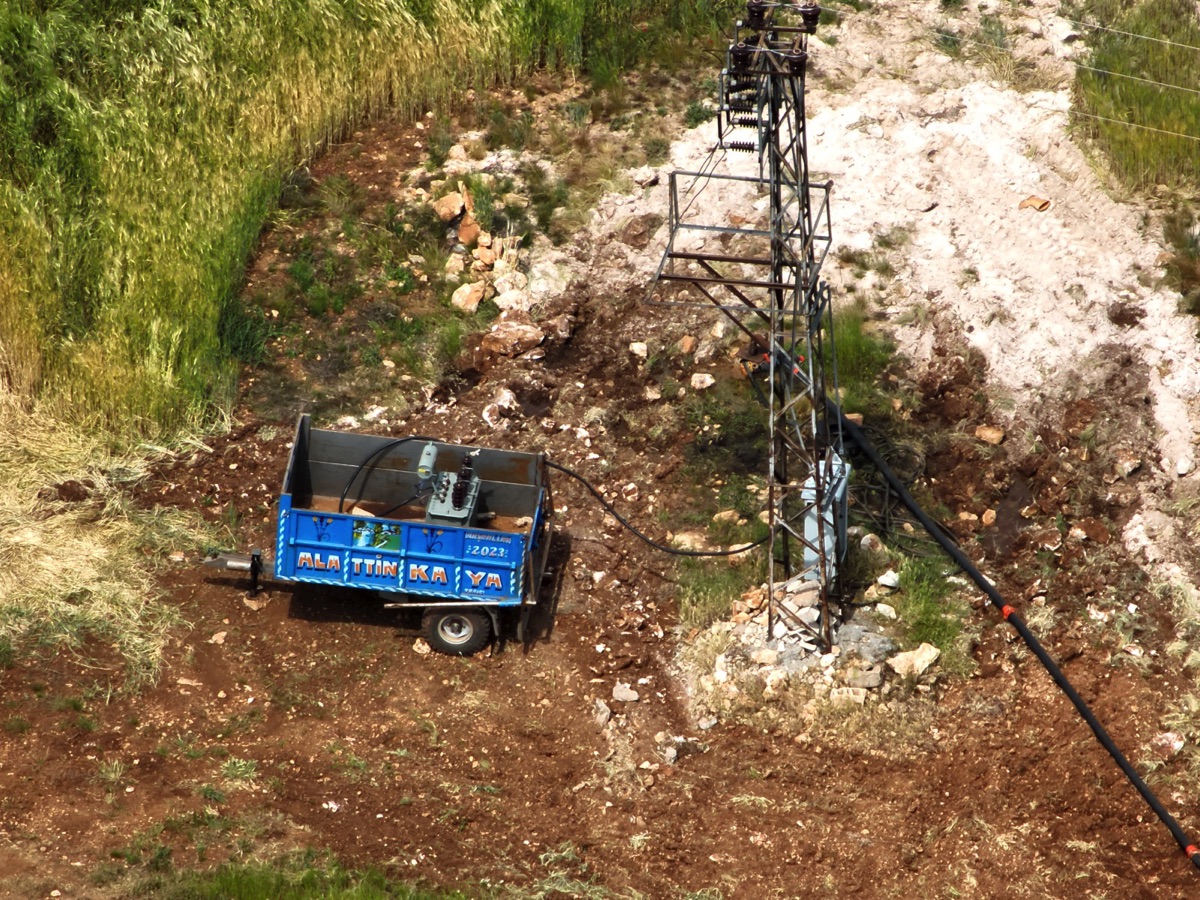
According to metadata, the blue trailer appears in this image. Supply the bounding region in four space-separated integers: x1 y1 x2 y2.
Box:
273 414 554 654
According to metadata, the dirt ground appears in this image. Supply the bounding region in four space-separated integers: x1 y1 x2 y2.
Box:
4 3 1200 898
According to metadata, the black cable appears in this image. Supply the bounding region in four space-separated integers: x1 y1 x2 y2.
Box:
545 460 768 558
337 435 440 514
829 397 1200 872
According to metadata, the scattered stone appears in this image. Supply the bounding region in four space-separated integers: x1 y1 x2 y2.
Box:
860 533 887 555
982 508 997 526
208 631 227 645
413 638 432 656
243 596 269 611
481 321 544 357
679 335 698 355
690 373 716 391
671 531 713 552
886 642 940 679
482 387 518 429
1115 450 1142 478
829 686 868 706
844 667 883 690
631 166 659 187
974 424 1005 445
493 288 533 312
1068 517 1111 544
622 483 639 502
494 271 528 294
713 510 741 525
444 254 466 276
874 602 897 620
751 648 780 666
474 246 497 267
1178 457 1196 477
629 341 649 359
457 215 482 245
762 669 789 700
336 415 360 429
1149 731 1185 760
594 698 612 729
451 280 485 313
432 191 464 221
613 682 640 703
644 384 662 401
876 569 900 590
698 716 718 730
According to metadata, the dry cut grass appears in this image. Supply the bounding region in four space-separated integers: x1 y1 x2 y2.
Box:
0 392 214 685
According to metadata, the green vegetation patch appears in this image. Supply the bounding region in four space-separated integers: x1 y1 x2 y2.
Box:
895 555 974 675
1071 0 1200 190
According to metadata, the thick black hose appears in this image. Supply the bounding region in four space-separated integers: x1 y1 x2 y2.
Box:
545 460 768 558
830 398 1200 871
338 435 440 514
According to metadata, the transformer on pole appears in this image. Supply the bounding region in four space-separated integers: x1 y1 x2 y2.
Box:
648 1 849 649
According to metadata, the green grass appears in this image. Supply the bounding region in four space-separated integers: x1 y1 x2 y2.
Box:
894 555 974 675
138 857 468 898
1071 0 1200 191
0 0 732 440
828 298 896 418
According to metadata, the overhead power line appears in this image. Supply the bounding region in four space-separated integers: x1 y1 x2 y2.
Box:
1059 16 1200 53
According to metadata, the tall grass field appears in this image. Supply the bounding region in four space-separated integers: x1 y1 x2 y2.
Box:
0 0 729 438
1071 0 1200 190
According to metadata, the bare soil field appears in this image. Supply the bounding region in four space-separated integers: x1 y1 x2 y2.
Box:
3 2 1200 898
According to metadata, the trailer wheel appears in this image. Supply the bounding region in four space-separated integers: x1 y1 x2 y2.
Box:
422 608 491 656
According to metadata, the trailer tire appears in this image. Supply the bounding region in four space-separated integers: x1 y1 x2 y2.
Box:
422 608 491 656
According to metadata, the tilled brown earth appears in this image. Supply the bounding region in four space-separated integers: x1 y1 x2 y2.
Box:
2 116 1199 899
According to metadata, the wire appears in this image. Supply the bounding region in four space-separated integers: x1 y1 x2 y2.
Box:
1060 16 1200 53
919 24 1200 103
1040 104 1200 144
545 460 769 558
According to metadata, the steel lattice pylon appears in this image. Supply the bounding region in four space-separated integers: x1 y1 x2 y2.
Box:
648 1 849 649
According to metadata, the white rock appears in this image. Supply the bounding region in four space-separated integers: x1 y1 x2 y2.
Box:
594 698 612 728
886 643 940 678
762 669 790 700
613 682 640 703
751 648 779 666
481 321 543 357
875 603 898 620
493 288 533 312
876 569 900 589
413 638 432 656
482 387 518 429
690 373 716 391
493 271 528 295
1178 457 1196 477
829 686 868 706
860 533 887 554
797 607 821 625
631 165 659 187
629 341 649 359
451 281 485 313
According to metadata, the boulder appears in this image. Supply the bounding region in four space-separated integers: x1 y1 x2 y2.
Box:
432 191 464 221
481 321 544 357
886 643 940 679
451 281 486 313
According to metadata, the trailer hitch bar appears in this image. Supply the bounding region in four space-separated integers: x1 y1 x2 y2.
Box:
203 549 264 596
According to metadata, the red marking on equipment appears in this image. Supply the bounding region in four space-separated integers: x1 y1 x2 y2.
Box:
1187 844 1198 858
1001 605 1016 620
